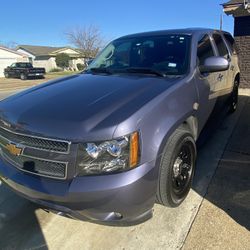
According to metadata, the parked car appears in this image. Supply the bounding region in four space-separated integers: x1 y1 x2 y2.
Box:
0 28 240 225
4 62 45 80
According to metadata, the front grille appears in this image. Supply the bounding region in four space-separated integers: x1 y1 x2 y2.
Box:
0 127 70 153
2 148 67 179
0 126 70 179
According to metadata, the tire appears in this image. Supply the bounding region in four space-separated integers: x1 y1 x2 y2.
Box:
20 73 27 80
228 79 239 114
4 72 9 78
156 129 197 207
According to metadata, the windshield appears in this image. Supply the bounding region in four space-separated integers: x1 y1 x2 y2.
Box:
86 34 191 76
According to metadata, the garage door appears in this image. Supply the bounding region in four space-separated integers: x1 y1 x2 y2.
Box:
0 59 17 77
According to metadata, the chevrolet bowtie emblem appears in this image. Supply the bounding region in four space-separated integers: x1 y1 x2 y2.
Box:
5 143 23 156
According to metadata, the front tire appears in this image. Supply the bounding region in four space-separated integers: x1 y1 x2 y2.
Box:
156 129 197 207
4 72 9 78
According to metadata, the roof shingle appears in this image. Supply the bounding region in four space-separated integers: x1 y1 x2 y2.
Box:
223 0 244 6
17 45 64 56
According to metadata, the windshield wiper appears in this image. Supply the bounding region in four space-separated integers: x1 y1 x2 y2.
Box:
125 67 166 77
88 67 112 75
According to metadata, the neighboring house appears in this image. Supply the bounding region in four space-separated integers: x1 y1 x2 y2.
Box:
17 45 86 72
223 0 250 88
0 46 28 77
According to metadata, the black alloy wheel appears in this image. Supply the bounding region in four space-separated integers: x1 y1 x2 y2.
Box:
157 129 196 207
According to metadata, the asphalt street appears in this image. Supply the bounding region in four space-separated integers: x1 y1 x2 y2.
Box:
0 90 248 250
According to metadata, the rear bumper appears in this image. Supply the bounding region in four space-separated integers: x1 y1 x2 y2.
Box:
0 156 158 225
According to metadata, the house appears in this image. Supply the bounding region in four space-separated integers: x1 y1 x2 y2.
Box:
17 45 86 72
0 46 28 77
222 0 250 88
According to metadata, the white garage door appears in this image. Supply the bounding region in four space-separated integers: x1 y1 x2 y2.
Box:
0 59 17 77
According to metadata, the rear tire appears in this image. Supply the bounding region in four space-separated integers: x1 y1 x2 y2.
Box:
20 73 27 80
156 129 197 207
228 79 239 114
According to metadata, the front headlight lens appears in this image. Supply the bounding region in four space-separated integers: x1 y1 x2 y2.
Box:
77 132 139 176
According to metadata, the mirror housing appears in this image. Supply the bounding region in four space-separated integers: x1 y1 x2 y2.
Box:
199 56 229 74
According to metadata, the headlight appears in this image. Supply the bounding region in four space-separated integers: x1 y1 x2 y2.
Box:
77 132 139 176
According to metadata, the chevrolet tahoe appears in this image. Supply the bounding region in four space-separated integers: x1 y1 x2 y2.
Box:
0 29 240 225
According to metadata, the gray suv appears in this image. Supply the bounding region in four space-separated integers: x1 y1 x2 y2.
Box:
0 28 240 225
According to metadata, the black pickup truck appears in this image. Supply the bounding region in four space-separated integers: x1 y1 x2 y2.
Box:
4 62 45 80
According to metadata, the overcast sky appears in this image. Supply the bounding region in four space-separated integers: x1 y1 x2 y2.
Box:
0 0 234 47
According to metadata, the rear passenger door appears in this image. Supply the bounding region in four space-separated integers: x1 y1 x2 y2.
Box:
223 33 237 91
211 33 231 95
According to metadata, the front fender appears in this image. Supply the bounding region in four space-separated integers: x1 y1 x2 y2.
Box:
128 78 198 165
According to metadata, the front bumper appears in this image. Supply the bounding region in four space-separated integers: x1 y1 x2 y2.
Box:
0 156 158 225
27 73 44 77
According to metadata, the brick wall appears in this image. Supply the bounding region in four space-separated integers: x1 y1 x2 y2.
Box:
235 36 250 88
234 16 250 88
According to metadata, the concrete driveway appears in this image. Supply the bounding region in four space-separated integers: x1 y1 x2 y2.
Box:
0 90 249 250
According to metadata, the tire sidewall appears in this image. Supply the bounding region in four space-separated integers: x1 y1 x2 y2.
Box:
168 135 196 205
229 79 239 113
157 130 196 207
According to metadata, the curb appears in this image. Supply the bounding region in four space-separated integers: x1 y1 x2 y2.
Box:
239 88 250 96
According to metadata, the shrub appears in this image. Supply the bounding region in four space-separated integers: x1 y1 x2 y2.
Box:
77 63 85 71
50 68 63 73
55 53 70 69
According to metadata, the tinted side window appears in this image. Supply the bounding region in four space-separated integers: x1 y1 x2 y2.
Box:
197 35 214 65
213 33 229 58
224 33 237 54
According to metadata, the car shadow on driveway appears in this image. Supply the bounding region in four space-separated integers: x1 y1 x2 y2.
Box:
193 95 250 231
0 183 48 250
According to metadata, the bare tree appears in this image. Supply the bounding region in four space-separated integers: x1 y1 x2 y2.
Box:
65 25 104 58
0 40 18 49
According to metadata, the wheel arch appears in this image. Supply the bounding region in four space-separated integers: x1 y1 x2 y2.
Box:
155 114 198 171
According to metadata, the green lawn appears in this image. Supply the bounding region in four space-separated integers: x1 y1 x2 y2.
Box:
46 71 79 77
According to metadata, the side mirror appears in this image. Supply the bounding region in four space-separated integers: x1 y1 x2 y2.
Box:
199 56 229 73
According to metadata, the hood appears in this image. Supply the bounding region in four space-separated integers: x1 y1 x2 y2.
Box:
0 73 179 141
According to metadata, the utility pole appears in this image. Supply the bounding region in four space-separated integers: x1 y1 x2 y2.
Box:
220 14 223 30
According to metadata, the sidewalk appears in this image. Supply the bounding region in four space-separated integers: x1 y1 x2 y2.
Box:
183 93 250 250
